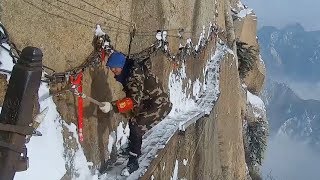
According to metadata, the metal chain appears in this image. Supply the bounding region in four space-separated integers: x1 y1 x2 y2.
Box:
34 23 221 84
0 20 222 85
43 50 100 84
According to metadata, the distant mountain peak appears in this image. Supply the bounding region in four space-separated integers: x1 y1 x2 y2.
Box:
264 80 320 147
259 23 305 33
283 23 305 33
258 23 320 82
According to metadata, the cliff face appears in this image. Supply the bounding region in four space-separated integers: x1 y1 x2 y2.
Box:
232 3 268 178
233 6 265 94
0 0 265 179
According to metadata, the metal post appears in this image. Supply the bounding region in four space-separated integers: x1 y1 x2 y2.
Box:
0 47 43 180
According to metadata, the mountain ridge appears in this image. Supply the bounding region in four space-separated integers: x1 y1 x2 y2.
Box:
262 80 320 150
259 23 320 83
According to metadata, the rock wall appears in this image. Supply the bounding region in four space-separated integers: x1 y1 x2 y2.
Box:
233 10 265 93
0 0 263 179
232 2 268 179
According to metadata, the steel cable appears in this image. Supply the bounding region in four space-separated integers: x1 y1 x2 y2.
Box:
55 0 131 28
41 0 130 34
79 0 133 25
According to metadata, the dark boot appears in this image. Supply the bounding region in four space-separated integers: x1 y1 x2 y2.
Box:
121 152 139 176
118 145 130 157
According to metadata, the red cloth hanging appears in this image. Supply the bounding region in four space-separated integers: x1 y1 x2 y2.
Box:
70 72 84 142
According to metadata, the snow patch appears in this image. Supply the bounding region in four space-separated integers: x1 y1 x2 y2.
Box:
156 31 168 41
235 1 254 18
108 131 116 155
195 26 206 51
183 159 188 166
0 22 227 180
171 160 179 180
278 111 315 139
95 25 106 36
63 122 93 180
15 84 67 180
193 78 202 100
115 122 130 150
0 39 14 80
259 54 265 65
169 62 197 115
242 83 247 89
247 91 266 118
0 39 95 179
124 41 229 179
236 8 253 18
0 31 69 180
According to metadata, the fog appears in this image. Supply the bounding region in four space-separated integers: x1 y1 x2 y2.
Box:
267 74 320 101
241 0 320 179
289 81 320 101
262 133 320 180
243 0 320 31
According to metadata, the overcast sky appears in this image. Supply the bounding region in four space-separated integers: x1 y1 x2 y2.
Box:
243 0 320 31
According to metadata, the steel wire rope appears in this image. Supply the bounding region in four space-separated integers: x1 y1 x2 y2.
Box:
16 2 133 83
15 2 109 82
0 69 12 74
56 0 193 37
79 0 133 25
23 0 130 35
0 44 19 60
25 1 192 38
25 1 209 38
19 1 215 84
42 65 56 73
0 23 21 63
0 24 9 43
41 0 130 34
55 0 131 28
75 1 193 40
3 3 177 85
23 0 95 28
79 0 196 36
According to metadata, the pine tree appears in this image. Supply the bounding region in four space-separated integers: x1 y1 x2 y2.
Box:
236 41 256 78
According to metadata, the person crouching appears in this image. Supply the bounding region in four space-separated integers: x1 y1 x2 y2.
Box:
99 49 172 175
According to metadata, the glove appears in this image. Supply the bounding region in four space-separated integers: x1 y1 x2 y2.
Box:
99 102 113 113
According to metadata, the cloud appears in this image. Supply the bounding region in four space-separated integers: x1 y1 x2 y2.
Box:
262 134 320 180
289 81 320 100
268 77 320 101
